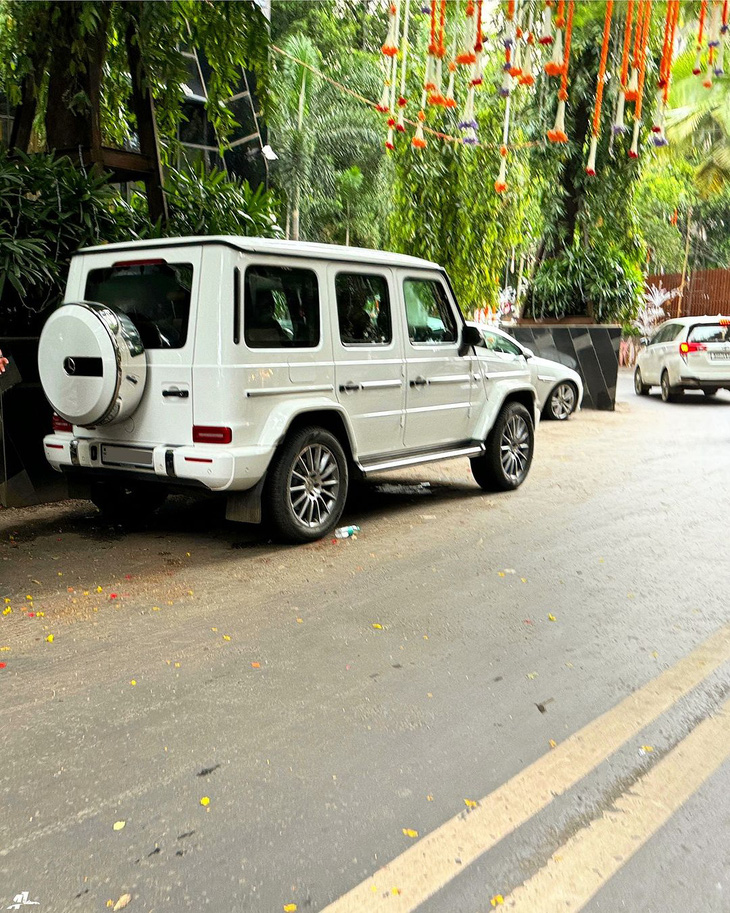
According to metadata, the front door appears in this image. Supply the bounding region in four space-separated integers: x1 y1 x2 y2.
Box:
330 267 405 458
401 274 475 450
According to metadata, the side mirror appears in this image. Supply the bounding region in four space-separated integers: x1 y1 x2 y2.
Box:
522 347 534 359
640 337 649 347
459 324 482 357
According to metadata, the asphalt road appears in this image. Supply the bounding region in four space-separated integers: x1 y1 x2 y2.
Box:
1 370 729 913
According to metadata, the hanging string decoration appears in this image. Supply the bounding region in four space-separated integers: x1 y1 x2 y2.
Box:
613 0 635 134
539 0 554 45
544 0 565 76
629 0 652 158
396 0 412 133
460 0 484 142
520 3 537 86
586 0 614 175
428 0 448 105
717 0 729 75
652 0 679 146
547 0 574 142
456 0 478 65
625 0 645 102
385 0 402 150
693 0 708 74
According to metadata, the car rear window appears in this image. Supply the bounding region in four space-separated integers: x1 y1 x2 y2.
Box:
85 261 193 349
687 323 730 344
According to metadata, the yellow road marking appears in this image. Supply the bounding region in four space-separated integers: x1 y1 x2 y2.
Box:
504 697 730 911
321 623 730 913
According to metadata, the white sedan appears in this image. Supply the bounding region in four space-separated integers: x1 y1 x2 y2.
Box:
470 323 584 421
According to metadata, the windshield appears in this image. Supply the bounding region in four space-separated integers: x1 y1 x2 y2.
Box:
84 261 194 349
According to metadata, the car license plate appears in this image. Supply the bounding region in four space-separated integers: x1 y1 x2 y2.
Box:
101 444 154 468
710 352 730 360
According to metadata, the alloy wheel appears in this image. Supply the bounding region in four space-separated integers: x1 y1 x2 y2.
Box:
550 383 576 420
500 414 531 483
288 443 340 529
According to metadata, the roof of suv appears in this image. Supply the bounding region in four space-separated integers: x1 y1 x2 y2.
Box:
78 236 442 271
665 315 730 325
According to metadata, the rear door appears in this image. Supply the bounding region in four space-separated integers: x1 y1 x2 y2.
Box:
685 321 730 380
401 272 475 449
74 247 202 446
330 266 405 458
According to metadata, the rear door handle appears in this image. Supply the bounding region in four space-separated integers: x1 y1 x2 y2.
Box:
339 382 361 393
410 376 428 387
162 388 189 398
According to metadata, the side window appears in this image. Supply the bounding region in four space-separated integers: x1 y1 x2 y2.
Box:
335 273 392 345
666 324 684 341
244 265 320 349
492 334 522 356
650 325 668 345
403 278 457 344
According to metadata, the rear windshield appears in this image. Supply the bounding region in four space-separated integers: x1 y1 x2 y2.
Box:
688 323 730 344
84 261 194 349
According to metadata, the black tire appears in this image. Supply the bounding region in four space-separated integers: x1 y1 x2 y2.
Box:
703 388 718 398
471 402 534 492
90 481 167 522
264 425 348 543
660 370 682 403
634 368 650 396
544 381 578 420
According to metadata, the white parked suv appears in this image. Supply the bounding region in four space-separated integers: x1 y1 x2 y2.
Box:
38 237 538 542
634 315 730 402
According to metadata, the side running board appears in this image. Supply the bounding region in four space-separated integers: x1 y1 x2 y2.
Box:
359 443 484 475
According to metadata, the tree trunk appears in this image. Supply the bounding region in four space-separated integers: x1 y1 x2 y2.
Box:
45 2 111 154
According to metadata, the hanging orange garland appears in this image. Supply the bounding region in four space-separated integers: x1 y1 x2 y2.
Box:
693 0 709 73
629 0 652 158
652 0 679 144
586 0 613 175
544 0 566 76
547 0 574 142
428 0 448 104
612 0 634 134
625 0 645 102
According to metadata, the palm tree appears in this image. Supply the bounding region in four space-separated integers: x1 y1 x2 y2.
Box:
666 51 730 196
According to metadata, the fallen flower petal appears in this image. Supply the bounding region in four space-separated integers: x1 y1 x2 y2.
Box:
251 662 261 669
200 796 210 806
46 634 54 643
491 896 504 907
549 739 557 749
113 821 126 831
548 614 556 622
372 623 383 630
113 894 132 911
402 828 419 838
283 905 297 912
464 799 478 808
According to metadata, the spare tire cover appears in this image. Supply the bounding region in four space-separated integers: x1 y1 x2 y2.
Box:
38 302 147 427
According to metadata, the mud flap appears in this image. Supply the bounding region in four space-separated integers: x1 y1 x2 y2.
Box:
226 476 266 524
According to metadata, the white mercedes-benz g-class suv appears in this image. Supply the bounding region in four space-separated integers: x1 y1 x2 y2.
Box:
38 237 538 542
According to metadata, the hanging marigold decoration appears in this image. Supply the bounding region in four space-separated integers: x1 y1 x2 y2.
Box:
547 0 574 142
586 0 613 175
629 0 653 158
471 0 485 86
625 0 645 102
428 0 448 105
539 0 555 45
519 4 537 86
613 0 634 134
544 0 565 76
652 0 679 145
383 2 400 56
396 0 411 133
693 0 708 74
716 0 729 75
456 0 478 65
495 143 509 194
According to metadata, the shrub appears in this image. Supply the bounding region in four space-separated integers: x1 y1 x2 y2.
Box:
529 245 643 324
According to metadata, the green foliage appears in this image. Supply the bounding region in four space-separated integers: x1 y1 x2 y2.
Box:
530 245 643 324
0 149 140 334
162 164 283 238
0 151 281 335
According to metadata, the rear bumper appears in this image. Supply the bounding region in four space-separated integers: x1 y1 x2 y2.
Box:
43 435 273 492
678 376 730 389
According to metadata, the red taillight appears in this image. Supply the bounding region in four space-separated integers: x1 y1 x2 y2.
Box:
112 258 165 268
52 413 73 433
679 341 706 359
192 425 232 445
184 457 213 464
